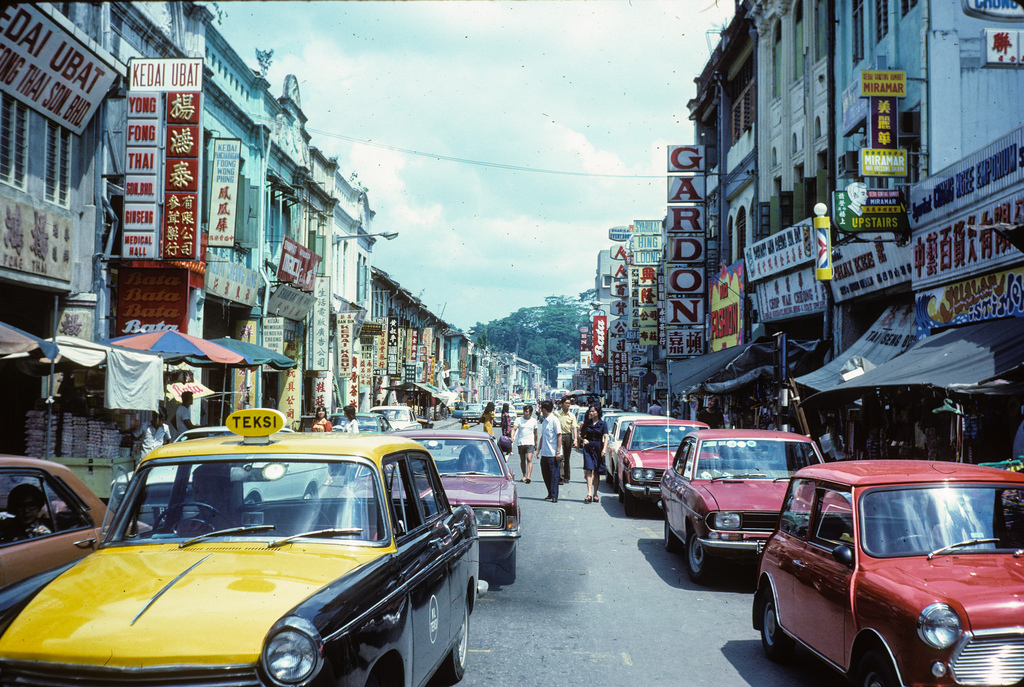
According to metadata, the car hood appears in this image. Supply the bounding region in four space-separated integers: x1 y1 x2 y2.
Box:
0 543 383 666
863 555 1024 630
695 479 789 512
627 449 676 470
442 474 513 507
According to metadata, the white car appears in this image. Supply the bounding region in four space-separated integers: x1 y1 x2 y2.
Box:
604 413 650 486
369 405 427 431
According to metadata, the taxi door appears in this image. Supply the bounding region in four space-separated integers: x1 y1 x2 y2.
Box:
385 454 452 686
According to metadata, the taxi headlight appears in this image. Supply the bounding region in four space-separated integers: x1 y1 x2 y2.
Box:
473 508 503 528
918 603 961 649
712 512 741 530
263 618 322 685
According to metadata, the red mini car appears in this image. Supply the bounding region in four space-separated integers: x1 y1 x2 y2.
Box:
396 429 521 585
754 460 1024 687
660 429 823 584
616 419 707 517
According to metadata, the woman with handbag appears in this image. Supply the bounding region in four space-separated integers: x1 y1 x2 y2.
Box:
497 403 514 458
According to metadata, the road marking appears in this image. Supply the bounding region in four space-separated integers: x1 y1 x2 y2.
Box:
622 652 633 666
640 527 658 538
469 649 490 653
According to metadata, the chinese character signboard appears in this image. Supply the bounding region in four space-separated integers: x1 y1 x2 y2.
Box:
163 90 202 259
337 312 358 378
0 198 73 283
208 139 241 247
233 320 256 410
984 29 1021 66
387 319 400 376
306 277 331 371
830 240 913 302
205 259 259 306
858 70 906 177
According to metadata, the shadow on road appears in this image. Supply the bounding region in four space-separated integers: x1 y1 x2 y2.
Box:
721 639 843 687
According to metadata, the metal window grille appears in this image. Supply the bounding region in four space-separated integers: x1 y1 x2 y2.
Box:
852 0 865 62
0 94 27 189
875 0 889 42
45 121 71 207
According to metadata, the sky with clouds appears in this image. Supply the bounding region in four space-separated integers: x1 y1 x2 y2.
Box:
217 1 734 332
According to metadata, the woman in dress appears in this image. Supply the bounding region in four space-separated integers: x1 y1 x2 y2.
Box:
310 406 333 432
498 403 514 458
482 402 495 436
579 404 608 503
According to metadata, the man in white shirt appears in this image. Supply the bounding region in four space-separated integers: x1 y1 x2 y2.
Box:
537 400 563 503
173 391 197 439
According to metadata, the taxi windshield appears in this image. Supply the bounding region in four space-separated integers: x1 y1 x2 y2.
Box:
861 485 1024 558
109 457 388 545
629 425 698 450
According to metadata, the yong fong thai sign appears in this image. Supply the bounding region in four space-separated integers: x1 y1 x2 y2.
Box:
0 5 119 135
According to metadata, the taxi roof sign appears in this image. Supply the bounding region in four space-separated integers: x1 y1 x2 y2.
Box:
226 408 287 443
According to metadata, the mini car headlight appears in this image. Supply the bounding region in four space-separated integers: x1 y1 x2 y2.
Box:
263 618 322 685
712 512 741 530
473 508 503 528
918 603 962 649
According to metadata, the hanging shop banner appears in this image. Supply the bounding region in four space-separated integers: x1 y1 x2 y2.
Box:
0 5 120 135
860 148 907 177
375 318 388 376
336 312 358 378
312 371 330 411
267 283 315 321
667 176 706 204
591 315 607 364
984 29 1023 67
743 220 814 282
361 342 374 386
709 261 745 351
205 259 259 306
578 325 590 352
306 276 331 371
233 320 257 411
755 267 829 322
208 139 241 247
276 236 320 291
915 265 1024 336
386 318 400 376
162 91 202 260
0 198 73 283
279 336 302 429
116 266 189 335
830 240 913 302
263 317 284 354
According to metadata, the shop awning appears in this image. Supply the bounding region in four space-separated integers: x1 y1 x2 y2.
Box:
801 317 1024 410
795 305 917 392
669 343 755 395
698 339 830 395
55 336 163 411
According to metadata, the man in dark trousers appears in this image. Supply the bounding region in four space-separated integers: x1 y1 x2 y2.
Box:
537 400 563 503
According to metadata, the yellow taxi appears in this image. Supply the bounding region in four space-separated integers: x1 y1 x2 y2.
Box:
0 409 479 687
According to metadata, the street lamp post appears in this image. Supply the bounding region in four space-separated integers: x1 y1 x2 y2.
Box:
334 231 399 242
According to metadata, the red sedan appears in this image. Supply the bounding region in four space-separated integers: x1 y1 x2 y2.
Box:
616 419 708 517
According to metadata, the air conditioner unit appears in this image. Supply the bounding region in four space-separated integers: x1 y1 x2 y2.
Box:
838 151 859 177
899 111 921 138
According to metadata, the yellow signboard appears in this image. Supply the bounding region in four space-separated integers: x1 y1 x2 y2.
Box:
226 408 286 436
860 148 908 177
860 70 906 97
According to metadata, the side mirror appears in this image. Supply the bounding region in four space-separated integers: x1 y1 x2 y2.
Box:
832 543 854 567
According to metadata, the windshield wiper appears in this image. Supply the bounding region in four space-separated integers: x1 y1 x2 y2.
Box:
709 473 767 481
441 471 489 476
179 524 276 548
268 528 364 548
927 538 999 560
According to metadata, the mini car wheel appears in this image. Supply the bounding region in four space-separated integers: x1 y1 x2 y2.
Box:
664 520 682 553
623 488 638 517
856 651 899 687
436 598 469 684
759 591 795 662
685 529 715 584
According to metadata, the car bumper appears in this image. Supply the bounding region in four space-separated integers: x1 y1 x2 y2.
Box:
624 482 661 498
697 536 766 557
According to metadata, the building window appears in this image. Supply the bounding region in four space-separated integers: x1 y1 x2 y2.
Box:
794 0 804 80
0 94 28 190
730 59 754 144
876 0 889 42
901 0 918 15
44 121 71 207
736 206 747 256
773 22 783 97
852 0 865 62
816 0 828 61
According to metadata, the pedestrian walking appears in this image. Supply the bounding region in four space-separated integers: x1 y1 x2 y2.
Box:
511 404 538 483
498 403 514 458
134 409 171 456
648 398 663 415
341 405 359 433
579 404 608 504
537 400 562 503
697 396 725 429
482 402 495 436
553 396 578 483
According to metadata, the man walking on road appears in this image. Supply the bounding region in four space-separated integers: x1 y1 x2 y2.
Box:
554 396 578 484
537 400 563 503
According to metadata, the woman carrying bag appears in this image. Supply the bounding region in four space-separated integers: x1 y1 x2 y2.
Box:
497 403 514 458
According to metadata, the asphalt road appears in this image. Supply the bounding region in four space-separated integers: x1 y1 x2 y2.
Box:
430 422 841 687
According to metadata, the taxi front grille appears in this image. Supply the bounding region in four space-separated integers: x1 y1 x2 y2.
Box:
951 633 1024 686
0 661 261 687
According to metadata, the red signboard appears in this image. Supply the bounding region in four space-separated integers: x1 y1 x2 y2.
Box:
116 266 189 335
277 236 321 292
162 192 198 258
591 315 607 364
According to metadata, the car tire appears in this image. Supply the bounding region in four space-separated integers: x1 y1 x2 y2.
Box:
617 484 625 503
856 651 899 687
605 461 614 485
759 591 795 662
664 520 682 553
685 529 714 584
623 488 638 517
436 598 469 685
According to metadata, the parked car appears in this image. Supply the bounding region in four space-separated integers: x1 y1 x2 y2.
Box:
754 460 1024 687
370 405 431 430
330 412 394 433
452 401 468 419
602 412 650 487
462 403 485 424
397 429 521 585
0 455 107 588
0 409 479 687
661 429 824 584
616 419 708 516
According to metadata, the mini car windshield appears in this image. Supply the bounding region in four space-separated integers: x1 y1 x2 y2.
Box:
630 425 699 451
109 457 388 545
861 485 1024 558
695 440 819 480
380 408 412 422
414 438 505 476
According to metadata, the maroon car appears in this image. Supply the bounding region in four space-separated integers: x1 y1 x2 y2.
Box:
660 429 823 584
396 429 521 585
0 455 107 587
616 419 708 517
755 460 1024 687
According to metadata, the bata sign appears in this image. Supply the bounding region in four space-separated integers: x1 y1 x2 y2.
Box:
591 315 607 363
116 266 188 334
